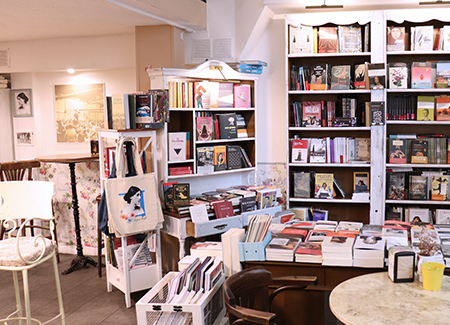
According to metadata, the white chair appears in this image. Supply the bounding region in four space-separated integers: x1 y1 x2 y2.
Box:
0 181 65 324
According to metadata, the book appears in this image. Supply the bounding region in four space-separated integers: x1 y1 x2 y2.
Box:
407 207 431 223
416 96 435 121
308 138 326 163
354 138 371 161
265 232 303 262
173 183 190 206
318 27 338 53
387 172 406 200
411 62 433 89
308 64 328 90
387 26 405 52
134 93 153 129
293 172 311 198
388 62 408 89
338 25 362 53
302 102 322 127
111 93 129 129
330 65 351 90
168 132 187 162
369 75 385 90
436 62 450 89
311 209 329 222
194 81 210 109
227 145 242 170
389 138 407 164
354 172 369 193
314 173 334 199
413 25 434 51
354 63 367 89
218 82 234 108
370 101 385 126
410 139 428 163
291 138 308 163
217 113 238 139
295 242 322 263
436 209 450 224
234 84 251 108
240 196 257 213
213 145 227 171
431 175 449 201
196 116 213 141
409 175 428 200
289 24 313 54
435 96 450 121
212 200 234 219
197 146 214 174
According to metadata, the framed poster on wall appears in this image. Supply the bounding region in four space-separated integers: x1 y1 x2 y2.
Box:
11 89 33 117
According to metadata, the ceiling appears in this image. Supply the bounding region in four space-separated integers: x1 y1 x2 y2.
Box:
0 0 206 43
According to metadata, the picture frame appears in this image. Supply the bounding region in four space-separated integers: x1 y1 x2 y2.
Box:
16 131 34 146
11 89 33 117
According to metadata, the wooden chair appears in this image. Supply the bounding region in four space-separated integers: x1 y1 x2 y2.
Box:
0 181 65 324
0 159 60 262
223 266 317 325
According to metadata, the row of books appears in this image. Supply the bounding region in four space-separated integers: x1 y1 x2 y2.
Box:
388 61 450 89
228 60 267 74
0 74 10 89
108 91 168 130
197 144 252 174
386 95 450 121
387 171 450 201
196 112 248 141
388 136 449 165
387 25 450 52
293 171 369 200
386 206 450 225
106 234 153 271
291 137 370 164
168 80 251 109
289 24 369 54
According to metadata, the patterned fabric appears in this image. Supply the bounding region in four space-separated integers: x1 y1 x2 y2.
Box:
39 162 101 252
0 237 55 267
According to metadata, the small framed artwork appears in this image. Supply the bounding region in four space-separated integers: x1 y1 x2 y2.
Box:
11 89 33 117
16 131 34 146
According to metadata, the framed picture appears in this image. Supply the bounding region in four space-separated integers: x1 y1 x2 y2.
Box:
16 131 34 146
11 89 33 117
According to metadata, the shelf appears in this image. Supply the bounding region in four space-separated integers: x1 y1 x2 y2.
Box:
288 52 371 58
289 163 370 167
386 163 450 168
168 159 195 165
386 200 450 205
167 167 255 180
289 127 371 131
196 137 255 144
289 90 371 95
169 107 256 112
289 198 369 204
387 88 450 93
387 50 450 56
386 120 450 125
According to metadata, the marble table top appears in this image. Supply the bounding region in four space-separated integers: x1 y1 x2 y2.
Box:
329 272 450 325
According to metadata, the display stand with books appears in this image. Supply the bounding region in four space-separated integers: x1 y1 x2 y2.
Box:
98 129 162 308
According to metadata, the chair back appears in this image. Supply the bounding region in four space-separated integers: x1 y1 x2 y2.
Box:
0 181 54 222
0 159 40 181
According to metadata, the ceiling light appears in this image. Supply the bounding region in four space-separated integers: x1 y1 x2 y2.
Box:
305 0 344 9
67 69 75 74
419 0 450 4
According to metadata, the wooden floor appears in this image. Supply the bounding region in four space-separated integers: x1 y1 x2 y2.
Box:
0 253 145 324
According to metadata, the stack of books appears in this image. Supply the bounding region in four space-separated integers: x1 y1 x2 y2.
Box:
265 227 307 262
353 234 385 268
321 233 356 266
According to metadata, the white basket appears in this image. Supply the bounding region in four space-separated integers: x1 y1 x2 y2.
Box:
136 272 225 325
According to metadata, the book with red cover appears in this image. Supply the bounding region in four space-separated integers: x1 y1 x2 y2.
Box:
302 101 322 127
212 200 234 219
291 139 308 163
280 227 309 241
196 116 213 141
436 96 450 121
318 27 338 53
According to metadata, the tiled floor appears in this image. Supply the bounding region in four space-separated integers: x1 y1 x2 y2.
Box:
0 254 146 324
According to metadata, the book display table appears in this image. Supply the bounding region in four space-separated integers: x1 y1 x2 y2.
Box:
330 272 450 325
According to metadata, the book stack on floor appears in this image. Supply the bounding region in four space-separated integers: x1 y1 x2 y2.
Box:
265 226 308 262
321 232 356 266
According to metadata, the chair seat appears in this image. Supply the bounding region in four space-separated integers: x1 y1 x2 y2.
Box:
0 237 55 267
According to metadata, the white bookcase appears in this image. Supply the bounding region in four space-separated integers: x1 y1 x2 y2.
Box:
98 128 162 308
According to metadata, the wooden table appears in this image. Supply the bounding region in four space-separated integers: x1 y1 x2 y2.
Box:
38 153 99 275
329 272 450 325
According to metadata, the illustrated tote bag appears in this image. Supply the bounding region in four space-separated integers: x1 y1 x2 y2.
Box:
105 137 164 237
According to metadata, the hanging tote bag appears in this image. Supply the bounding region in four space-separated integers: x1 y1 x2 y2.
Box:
105 137 164 237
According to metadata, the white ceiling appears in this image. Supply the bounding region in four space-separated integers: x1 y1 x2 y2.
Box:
0 0 205 42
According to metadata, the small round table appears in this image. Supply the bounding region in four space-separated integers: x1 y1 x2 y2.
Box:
38 153 99 275
329 272 450 325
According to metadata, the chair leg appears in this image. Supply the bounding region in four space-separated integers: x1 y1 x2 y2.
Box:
12 271 23 321
22 269 32 324
52 254 65 325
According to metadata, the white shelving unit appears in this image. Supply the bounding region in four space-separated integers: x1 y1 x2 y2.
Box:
98 128 162 308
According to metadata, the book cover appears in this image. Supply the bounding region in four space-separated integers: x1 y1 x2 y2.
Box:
295 242 322 263
315 173 334 199
194 81 210 109
197 146 214 174
354 63 367 89
318 27 338 53
389 138 407 163
387 26 405 52
369 75 385 90
431 175 449 201
293 172 311 198
209 81 220 108
409 175 428 200
196 116 213 141
213 145 227 171
436 209 450 224
227 145 242 170
168 132 187 162
414 25 434 51
370 101 385 126
355 138 371 161
240 196 257 213
234 84 251 108
411 62 433 89
309 64 328 90
387 172 406 200
309 138 326 163
416 96 435 121
111 93 128 129
218 83 234 108
436 62 450 89
338 25 362 53
217 113 237 139
173 183 190 206
212 200 235 219
354 172 369 193
289 24 313 54
388 63 408 89
302 101 322 127
436 96 450 121
330 65 351 90
291 138 308 163
410 139 428 163
135 93 153 129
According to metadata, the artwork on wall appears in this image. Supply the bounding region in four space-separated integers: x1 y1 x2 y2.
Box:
11 89 33 117
16 131 34 146
55 83 105 143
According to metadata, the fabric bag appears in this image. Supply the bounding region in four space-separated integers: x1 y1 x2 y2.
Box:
105 137 163 237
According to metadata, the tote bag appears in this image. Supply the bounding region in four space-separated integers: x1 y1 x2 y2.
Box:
105 137 164 237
